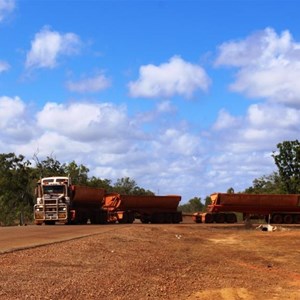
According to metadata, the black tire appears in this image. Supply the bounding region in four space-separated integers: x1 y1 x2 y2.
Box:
283 214 293 224
226 213 237 223
293 214 300 224
215 213 226 223
204 213 214 223
271 214 283 224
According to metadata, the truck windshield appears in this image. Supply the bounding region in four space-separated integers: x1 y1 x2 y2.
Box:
43 185 65 194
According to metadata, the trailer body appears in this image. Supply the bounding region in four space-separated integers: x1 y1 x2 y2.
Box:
193 193 300 224
103 193 182 223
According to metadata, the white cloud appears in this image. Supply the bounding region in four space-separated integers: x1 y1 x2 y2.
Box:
215 28 300 105
36 102 138 142
66 74 111 93
156 128 201 156
0 60 10 73
213 109 241 130
0 0 15 22
212 103 300 152
25 27 81 69
17 131 92 159
128 56 211 99
0 96 34 144
0 96 25 128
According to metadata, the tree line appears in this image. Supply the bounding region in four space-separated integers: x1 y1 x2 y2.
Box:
1 140 300 225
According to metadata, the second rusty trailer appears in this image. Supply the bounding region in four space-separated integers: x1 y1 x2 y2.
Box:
103 193 182 224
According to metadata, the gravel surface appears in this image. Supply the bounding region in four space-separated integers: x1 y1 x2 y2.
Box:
0 222 299 299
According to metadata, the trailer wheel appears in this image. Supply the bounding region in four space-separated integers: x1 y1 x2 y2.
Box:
202 213 214 223
271 214 283 224
226 213 237 223
215 213 226 223
151 214 164 224
126 212 135 224
172 213 182 224
294 214 300 224
283 214 293 224
193 216 202 223
163 214 172 223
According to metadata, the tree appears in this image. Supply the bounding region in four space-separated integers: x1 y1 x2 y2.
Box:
0 153 34 225
178 197 204 213
227 187 235 194
113 177 154 195
33 154 66 178
87 176 113 191
113 177 137 194
203 196 211 209
63 161 89 185
272 140 300 193
244 172 285 194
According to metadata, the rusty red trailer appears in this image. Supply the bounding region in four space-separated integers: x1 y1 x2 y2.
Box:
193 193 300 224
103 193 182 224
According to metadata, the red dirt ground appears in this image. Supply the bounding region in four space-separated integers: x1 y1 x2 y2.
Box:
0 219 299 299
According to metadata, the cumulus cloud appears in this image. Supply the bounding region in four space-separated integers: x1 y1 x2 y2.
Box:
160 128 201 156
215 28 300 105
0 0 15 22
66 74 111 93
17 131 92 159
0 96 34 143
36 102 138 142
25 27 81 69
0 96 25 128
128 56 210 99
213 103 300 152
0 60 10 73
213 109 241 130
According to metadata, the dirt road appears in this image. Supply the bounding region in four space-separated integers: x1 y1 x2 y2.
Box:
0 222 299 299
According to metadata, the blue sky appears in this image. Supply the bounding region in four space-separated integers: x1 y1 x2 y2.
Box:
1 0 300 202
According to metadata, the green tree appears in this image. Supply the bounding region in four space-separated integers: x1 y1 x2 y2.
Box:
87 176 113 191
0 153 34 225
203 196 211 209
272 140 300 193
113 177 154 195
33 155 66 178
63 161 89 185
178 197 204 213
244 172 284 194
113 177 138 194
227 187 235 194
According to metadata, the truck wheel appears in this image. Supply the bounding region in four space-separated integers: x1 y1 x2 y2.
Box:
226 213 237 223
194 216 202 223
294 214 300 224
215 213 226 223
283 214 293 224
127 213 135 224
203 213 214 223
172 213 182 224
163 214 172 223
272 214 283 224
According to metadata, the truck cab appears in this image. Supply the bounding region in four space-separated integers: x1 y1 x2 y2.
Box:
34 176 71 225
